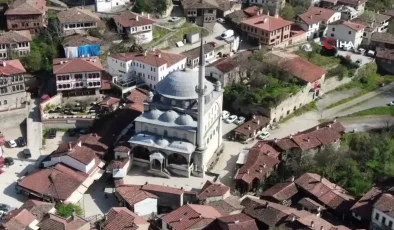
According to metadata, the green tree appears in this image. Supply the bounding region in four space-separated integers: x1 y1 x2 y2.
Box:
133 0 149 13
56 203 83 218
280 4 295 21
388 23 394 35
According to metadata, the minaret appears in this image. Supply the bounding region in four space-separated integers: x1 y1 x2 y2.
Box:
196 37 206 151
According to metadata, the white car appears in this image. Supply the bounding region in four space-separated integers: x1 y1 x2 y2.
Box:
169 16 180 22
220 30 234 39
389 101 394 106
234 116 246 125
225 115 238 123
222 111 230 119
257 131 270 140
7 140 17 148
217 18 225 23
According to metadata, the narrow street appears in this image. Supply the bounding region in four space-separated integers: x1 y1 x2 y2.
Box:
26 98 43 162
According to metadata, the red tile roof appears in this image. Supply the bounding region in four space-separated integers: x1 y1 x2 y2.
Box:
53 56 103 74
107 158 129 170
20 199 55 221
261 181 298 202
235 142 280 185
114 142 131 152
161 204 221 230
243 6 260 17
103 207 148 230
1 209 36 230
207 196 244 215
198 181 230 200
18 163 88 201
330 20 365 31
142 184 185 195
241 14 293 32
298 7 337 25
38 213 89 230
216 213 259 230
207 51 253 74
116 185 158 206
0 60 26 75
234 115 270 137
113 11 154 28
0 30 32 44
110 50 186 67
373 193 394 218
127 87 149 112
5 0 46 15
99 96 120 108
295 173 355 213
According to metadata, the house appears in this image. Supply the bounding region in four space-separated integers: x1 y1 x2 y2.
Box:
115 185 158 217
181 0 218 26
106 142 132 179
295 7 341 40
182 43 215 68
113 12 154 44
383 9 394 22
248 0 285 16
207 196 244 215
234 115 270 141
234 141 281 193
327 20 365 48
261 178 298 206
206 51 253 87
19 200 56 221
241 14 293 47
294 173 355 219
226 6 262 29
197 180 231 203
215 0 242 18
204 213 259 230
241 197 350 230
99 96 120 112
107 50 186 90
141 183 197 210
350 178 394 226
336 0 367 15
0 30 32 59
5 0 46 34
57 7 101 33
331 5 358 20
321 0 338 9
161 204 221 230
0 60 28 110
62 33 102 58
351 13 391 45
298 197 327 214
101 207 150 230
371 193 394 230
96 0 131 13
53 56 104 98
375 48 394 75
37 213 90 230
371 32 394 50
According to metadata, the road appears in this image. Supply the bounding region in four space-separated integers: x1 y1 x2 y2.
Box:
26 98 43 163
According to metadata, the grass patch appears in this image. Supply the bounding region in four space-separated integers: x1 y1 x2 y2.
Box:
344 106 394 117
169 23 209 43
47 9 58 20
295 50 340 68
0 0 13 3
326 63 394 109
280 101 317 123
152 26 171 43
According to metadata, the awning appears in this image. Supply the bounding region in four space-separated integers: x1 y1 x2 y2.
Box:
150 152 165 160
236 149 250 165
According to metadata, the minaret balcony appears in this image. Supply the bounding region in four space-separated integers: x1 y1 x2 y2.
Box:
195 85 207 94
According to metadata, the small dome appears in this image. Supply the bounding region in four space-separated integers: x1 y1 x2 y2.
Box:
143 109 162 120
175 114 194 126
158 110 179 123
155 138 170 147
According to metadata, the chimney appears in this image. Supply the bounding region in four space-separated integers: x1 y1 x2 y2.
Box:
60 61 64 65
311 221 315 228
259 168 263 173
72 209 76 217
263 18 268 23
265 202 269 208
317 206 321 212
290 134 293 139
68 142 72 151
136 15 139 21
257 119 260 125
333 118 337 123
144 50 147 56
266 150 270 156
274 138 278 143
320 175 323 182
248 125 251 130
328 124 332 128
321 227 324 230
263 163 266 168
290 175 295 182
307 137 310 142
158 53 162 58
253 115 256 119
316 126 319 130
319 10 322 15
1 61 6 67
291 215 296 222
234 220 240 224
247 170 249 174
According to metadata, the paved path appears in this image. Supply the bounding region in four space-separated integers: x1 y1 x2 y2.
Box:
47 0 68 8
26 98 43 162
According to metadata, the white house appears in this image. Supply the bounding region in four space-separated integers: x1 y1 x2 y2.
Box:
0 30 31 59
107 50 186 89
107 144 132 178
295 7 341 40
331 5 358 20
351 13 391 45
115 186 158 217
96 0 130 13
327 20 365 48
371 194 394 230
113 12 154 44
57 7 101 33
183 43 216 68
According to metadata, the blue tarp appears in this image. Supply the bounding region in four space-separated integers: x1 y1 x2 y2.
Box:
77 44 100 57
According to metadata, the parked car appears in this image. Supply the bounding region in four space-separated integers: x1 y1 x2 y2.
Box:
23 149 32 159
217 18 225 23
257 131 270 140
220 30 234 39
389 101 394 106
16 137 26 147
7 140 17 148
222 111 230 119
0 204 11 213
4 157 14 166
225 115 238 123
169 16 180 22
234 116 246 125
47 129 57 139
0 210 4 218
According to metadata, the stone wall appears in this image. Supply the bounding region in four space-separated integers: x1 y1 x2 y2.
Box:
0 107 28 129
42 118 94 129
321 76 353 93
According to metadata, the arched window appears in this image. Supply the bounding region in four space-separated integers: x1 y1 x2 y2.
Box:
144 126 148 131
183 133 187 140
164 130 168 136
153 128 157 134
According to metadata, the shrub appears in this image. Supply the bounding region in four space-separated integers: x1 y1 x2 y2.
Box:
56 203 83 218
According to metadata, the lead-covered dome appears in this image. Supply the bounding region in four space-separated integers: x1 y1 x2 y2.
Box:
155 70 214 100
175 114 194 126
158 110 179 123
143 109 163 120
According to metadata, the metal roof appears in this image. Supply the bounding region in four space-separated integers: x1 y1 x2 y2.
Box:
128 133 196 154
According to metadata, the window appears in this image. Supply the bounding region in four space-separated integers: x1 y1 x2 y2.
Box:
4 100 7 105
348 31 351 35
383 217 386 224
331 33 334 37
389 221 393 228
332 27 335 31
375 213 380 220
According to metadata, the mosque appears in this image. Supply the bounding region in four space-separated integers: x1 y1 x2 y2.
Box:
128 40 224 178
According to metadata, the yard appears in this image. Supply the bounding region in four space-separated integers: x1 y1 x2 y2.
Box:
295 49 340 69
152 26 172 43
344 106 394 117
168 23 209 44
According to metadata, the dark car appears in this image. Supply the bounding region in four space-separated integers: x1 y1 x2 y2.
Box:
47 129 57 139
4 157 14 166
16 137 26 147
23 149 32 158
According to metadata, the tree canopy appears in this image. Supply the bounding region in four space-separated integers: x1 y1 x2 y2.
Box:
280 4 296 21
133 0 172 14
56 203 83 218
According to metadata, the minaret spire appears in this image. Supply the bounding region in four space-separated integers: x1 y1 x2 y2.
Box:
196 35 206 151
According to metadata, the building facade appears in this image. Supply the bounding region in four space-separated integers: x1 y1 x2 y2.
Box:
5 0 47 34
113 12 154 44
248 0 285 16
96 0 130 12
0 30 32 60
181 0 218 26
107 50 186 89
0 60 27 110
183 43 215 68
327 20 365 48
57 7 100 33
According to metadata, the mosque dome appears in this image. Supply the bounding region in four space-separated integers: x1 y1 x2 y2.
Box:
143 109 162 120
158 110 180 123
175 114 194 126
